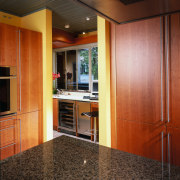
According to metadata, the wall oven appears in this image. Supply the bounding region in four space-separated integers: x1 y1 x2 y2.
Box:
0 66 17 116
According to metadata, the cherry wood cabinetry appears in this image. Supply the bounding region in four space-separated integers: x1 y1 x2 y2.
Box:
0 23 43 159
117 120 166 162
53 98 59 131
16 28 43 152
17 111 42 152
0 115 20 160
167 127 180 166
111 17 163 161
17 28 42 114
168 13 180 129
0 23 18 66
115 17 162 125
166 13 180 166
111 12 180 166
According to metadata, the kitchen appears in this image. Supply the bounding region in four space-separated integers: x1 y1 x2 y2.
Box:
0 0 180 179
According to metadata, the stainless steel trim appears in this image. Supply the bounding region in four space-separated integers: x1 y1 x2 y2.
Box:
160 17 163 122
0 125 15 132
77 104 79 129
19 30 21 112
165 16 170 123
19 118 21 152
73 103 75 128
161 131 164 176
0 77 16 79
0 143 16 150
168 132 171 175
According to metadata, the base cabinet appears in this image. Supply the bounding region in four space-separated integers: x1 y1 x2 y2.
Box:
18 111 42 152
53 98 58 131
0 115 20 160
117 120 166 162
167 127 180 166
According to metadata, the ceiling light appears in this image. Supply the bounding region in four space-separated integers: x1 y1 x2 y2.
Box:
65 24 70 28
82 32 85 35
86 17 90 21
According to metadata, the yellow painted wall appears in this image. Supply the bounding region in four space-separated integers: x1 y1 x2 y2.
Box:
0 9 53 142
98 16 111 147
0 11 21 26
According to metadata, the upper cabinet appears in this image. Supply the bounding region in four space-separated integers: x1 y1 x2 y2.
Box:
115 17 162 125
0 23 18 66
111 16 164 162
17 28 43 114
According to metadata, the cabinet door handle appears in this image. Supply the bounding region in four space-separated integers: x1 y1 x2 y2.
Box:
168 132 171 175
19 30 21 112
77 105 79 129
160 16 164 122
73 103 75 128
19 118 22 152
165 16 170 123
161 131 164 170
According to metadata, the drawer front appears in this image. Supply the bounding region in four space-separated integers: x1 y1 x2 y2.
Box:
0 126 16 147
0 115 20 160
1 144 16 160
0 115 16 130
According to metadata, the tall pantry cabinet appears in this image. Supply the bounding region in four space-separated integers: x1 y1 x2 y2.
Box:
111 12 180 167
0 22 43 158
167 13 180 166
17 28 43 152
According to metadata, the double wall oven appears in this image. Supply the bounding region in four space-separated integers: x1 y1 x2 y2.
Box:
0 66 17 116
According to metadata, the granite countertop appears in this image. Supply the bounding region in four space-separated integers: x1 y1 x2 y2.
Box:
1 136 180 180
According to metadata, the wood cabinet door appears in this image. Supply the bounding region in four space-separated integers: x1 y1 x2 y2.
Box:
116 120 167 162
115 17 163 125
17 28 42 114
167 127 180 166
0 23 18 66
168 12 180 128
53 98 59 130
18 111 42 152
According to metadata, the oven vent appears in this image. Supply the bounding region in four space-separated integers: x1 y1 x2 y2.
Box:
120 0 144 5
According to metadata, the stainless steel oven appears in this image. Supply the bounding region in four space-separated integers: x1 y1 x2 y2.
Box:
0 66 17 116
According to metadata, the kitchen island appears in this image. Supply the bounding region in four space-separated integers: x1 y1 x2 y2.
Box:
1 136 180 179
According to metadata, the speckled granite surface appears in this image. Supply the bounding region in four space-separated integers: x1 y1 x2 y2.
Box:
1 135 180 180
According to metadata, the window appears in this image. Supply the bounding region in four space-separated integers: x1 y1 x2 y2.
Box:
78 49 89 90
55 43 98 92
67 50 76 90
91 47 98 81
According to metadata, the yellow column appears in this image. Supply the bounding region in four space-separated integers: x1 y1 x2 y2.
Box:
98 16 111 147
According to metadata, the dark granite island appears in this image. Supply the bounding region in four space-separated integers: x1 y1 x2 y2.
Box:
1 136 180 179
